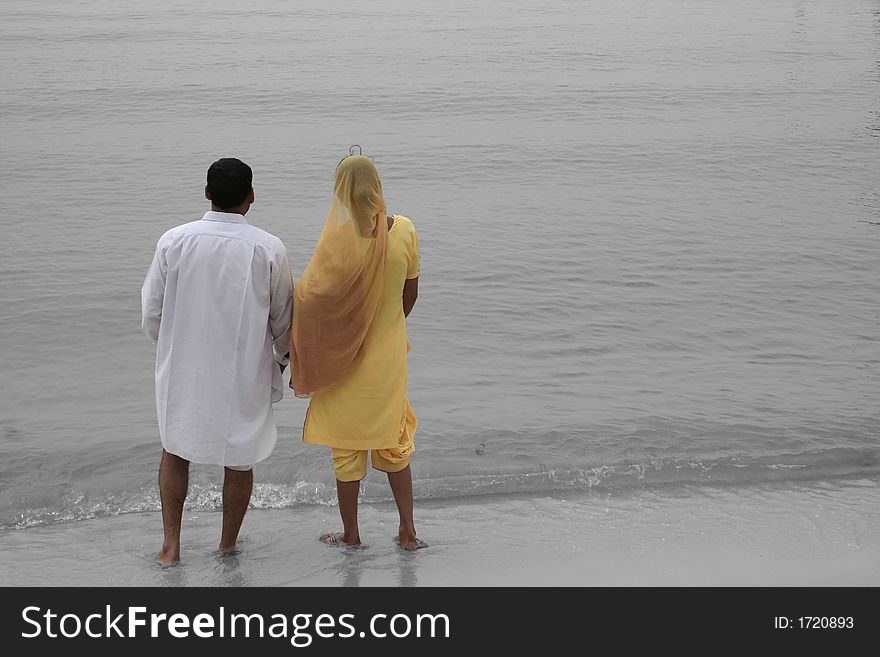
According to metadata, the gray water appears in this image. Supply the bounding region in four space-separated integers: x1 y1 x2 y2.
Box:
1 0 878 528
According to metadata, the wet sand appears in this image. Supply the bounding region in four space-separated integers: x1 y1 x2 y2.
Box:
2 477 878 587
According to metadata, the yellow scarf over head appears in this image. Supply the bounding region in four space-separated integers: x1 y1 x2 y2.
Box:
290 155 388 397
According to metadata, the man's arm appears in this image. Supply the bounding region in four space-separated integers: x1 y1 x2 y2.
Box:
141 243 167 343
269 244 294 368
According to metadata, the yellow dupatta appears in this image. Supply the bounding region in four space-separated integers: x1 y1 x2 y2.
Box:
290 155 388 397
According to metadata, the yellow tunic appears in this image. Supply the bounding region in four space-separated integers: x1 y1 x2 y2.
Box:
303 215 420 450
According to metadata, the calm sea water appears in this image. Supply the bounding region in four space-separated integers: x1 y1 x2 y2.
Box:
1 0 878 528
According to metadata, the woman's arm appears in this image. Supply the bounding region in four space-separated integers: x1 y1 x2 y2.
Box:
403 276 419 317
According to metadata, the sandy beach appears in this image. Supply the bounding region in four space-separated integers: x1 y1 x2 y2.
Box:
2 476 877 587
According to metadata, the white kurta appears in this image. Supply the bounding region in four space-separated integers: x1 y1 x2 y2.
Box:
141 211 293 467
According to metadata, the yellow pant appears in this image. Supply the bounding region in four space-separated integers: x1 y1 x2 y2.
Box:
331 447 412 482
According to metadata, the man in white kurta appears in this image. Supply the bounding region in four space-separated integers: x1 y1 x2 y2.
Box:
141 157 293 564
142 212 292 466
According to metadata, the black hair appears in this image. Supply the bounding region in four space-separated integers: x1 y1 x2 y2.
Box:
206 158 253 209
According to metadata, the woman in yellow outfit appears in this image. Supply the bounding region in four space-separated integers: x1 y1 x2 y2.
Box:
291 154 426 550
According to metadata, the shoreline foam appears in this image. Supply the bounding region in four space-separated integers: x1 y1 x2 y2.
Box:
2 477 878 586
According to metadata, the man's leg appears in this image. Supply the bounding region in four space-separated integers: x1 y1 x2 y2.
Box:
157 449 190 565
219 466 254 554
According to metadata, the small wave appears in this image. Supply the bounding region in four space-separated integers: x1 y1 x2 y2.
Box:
3 480 339 529
3 448 877 529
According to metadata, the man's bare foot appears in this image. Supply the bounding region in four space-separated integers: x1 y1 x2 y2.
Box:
394 534 428 551
156 546 180 566
217 545 239 556
319 531 361 548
